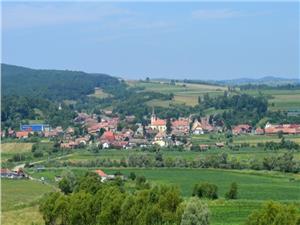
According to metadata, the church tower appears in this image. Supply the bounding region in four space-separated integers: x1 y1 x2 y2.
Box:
151 107 156 124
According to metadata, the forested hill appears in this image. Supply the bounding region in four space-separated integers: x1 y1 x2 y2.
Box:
1 64 122 101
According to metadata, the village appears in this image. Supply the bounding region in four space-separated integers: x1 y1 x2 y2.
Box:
2 109 300 151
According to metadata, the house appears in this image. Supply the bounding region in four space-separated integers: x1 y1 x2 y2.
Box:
153 131 167 147
1 168 12 178
149 110 167 132
191 117 214 135
100 131 116 142
60 141 78 149
65 127 75 135
1 168 26 179
191 120 204 134
95 169 108 182
134 123 144 137
8 128 15 137
44 130 59 138
199 144 209 151
20 124 50 132
255 128 264 135
232 124 252 135
16 131 29 139
265 123 300 135
215 142 225 148
171 118 190 135
129 138 149 147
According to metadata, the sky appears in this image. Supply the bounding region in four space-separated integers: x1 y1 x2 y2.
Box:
2 1 299 80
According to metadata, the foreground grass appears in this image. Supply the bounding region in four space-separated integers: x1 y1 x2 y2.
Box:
1 206 44 225
1 179 54 211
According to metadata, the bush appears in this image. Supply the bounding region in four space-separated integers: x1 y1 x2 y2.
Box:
245 201 300 225
192 182 218 200
181 197 210 225
225 182 238 199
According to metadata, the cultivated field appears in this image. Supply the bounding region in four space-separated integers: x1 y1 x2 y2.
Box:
128 81 226 107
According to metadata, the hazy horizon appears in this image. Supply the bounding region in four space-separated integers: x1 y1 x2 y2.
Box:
2 2 299 80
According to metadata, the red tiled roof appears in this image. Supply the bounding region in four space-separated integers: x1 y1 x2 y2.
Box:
102 131 115 141
172 119 189 127
16 131 29 138
152 119 166 126
95 169 107 177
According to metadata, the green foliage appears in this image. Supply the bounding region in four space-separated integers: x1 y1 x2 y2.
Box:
180 197 210 225
128 172 136 180
58 170 77 194
225 182 238 200
40 179 184 225
245 201 300 225
193 183 218 200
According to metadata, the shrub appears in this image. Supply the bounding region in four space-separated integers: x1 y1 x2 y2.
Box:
192 182 218 200
225 182 238 200
181 197 210 225
245 201 300 225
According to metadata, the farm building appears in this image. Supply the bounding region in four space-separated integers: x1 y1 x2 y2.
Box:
20 124 50 132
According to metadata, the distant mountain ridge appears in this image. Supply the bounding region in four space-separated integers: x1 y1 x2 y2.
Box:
214 76 299 86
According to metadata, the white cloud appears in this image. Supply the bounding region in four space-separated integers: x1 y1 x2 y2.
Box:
192 9 243 20
2 2 132 29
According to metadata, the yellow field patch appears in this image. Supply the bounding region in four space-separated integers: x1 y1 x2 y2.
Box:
1 143 33 153
173 95 198 106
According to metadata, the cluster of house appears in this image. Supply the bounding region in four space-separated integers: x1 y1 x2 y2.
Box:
232 123 300 135
2 110 300 150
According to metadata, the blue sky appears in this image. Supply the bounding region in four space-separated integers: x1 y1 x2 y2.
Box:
2 2 299 80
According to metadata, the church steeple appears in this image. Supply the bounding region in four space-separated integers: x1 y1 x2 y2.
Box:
151 107 156 124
